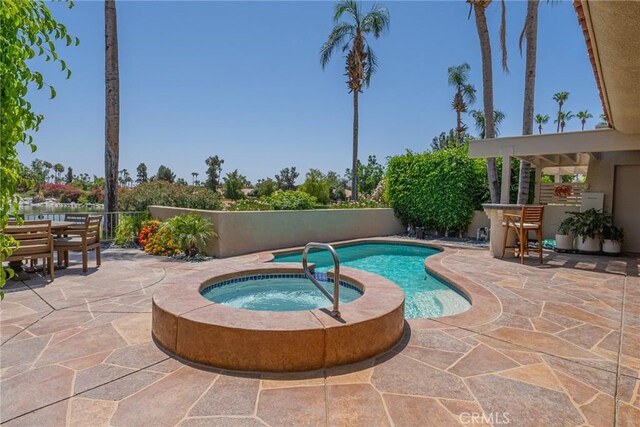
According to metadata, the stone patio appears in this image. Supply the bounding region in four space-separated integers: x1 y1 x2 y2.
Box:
1 239 639 426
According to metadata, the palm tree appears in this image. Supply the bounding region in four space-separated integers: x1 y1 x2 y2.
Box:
191 172 198 185
552 91 569 132
53 163 64 183
470 110 506 139
555 110 574 132
576 110 593 131
448 63 476 145
105 0 119 225
534 114 550 134
516 0 539 204
320 0 390 201
467 0 508 203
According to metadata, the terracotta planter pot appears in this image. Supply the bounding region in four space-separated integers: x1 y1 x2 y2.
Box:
555 234 574 251
602 239 621 254
576 236 601 253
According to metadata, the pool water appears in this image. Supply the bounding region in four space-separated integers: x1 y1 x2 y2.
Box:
201 274 362 311
273 243 471 318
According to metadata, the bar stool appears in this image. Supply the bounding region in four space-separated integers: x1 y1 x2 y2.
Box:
501 206 545 264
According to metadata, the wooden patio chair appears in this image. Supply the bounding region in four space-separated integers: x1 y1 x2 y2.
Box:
54 215 102 273
501 206 545 264
4 220 55 280
64 213 89 225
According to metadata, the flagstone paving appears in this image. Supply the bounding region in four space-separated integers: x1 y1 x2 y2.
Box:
1 239 639 426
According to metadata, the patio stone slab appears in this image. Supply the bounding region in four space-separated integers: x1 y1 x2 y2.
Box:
0 364 74 423
466 374 585 426
110 366 216 427
0 244 636 426
190 375 259 417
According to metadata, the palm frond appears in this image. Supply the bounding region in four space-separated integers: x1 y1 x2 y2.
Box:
447 63 471 87
364 45 377 86
320 22 354 68
362 6 390 37
462 83 476 105
334 0 360 24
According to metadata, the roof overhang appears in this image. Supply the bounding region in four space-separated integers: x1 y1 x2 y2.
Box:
574 1 640 134
468 129 640 170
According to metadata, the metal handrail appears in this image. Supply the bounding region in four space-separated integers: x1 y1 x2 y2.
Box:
302 242 341 318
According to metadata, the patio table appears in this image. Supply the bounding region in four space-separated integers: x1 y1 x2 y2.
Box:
6 221 76 272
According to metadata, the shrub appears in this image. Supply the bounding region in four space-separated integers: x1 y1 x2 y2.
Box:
119 181 221 211
300 169 330 204
386 147 488 234
144 226 180 256
88 187 104 203
263 190 317 210
138 220 161 247
164 213 216 256
114 212 151 246
40 183 85 203
330 199 384 209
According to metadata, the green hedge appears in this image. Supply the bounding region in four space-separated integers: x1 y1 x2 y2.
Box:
386 147 488 233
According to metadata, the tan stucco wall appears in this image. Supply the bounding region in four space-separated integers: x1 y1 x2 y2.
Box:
586 150 640 212
148 206 405 258
465 206 579 240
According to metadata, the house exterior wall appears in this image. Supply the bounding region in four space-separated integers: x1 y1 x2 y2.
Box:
586 150 640 212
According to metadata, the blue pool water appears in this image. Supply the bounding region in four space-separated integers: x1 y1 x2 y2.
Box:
273 243 471 318
200 274 362 311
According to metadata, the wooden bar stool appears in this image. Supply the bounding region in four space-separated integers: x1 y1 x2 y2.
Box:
501 206 545 264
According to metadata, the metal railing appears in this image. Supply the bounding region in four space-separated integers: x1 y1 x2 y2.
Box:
302 242 341 318
17 211 143 241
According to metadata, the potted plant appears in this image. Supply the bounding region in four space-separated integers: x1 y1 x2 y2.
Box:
602 224 624 255
571 208 604 253
555 215 576 251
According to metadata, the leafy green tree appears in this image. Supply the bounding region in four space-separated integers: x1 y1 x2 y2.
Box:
534 114 550 134
552 91 570 132
346 155 385 196
223 170 248 200
448 63 476 144
300 169 331 204
326 171 347 201
275 167 299 190
155 165 176 183
136 163 148 183
251 178 278 197
1 0 77 291
205 155 224 190
65 167 74 184
320 0 390 200
576 110 593 131
176 178 188 185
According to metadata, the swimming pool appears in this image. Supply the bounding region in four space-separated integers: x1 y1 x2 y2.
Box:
200 273 362 311
272 242 471 318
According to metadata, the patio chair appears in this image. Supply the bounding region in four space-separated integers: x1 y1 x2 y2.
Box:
501 206 545 264
64 213 89 225
4 220 55 280
54 215 102 273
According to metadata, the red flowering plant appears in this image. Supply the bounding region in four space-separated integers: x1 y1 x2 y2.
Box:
138 220 161 248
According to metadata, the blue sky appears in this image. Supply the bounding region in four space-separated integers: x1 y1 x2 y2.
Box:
20 0 601 183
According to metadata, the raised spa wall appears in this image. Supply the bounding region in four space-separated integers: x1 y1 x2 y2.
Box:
152 264 405 372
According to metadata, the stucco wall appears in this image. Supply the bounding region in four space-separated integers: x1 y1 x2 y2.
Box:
148 206 405 258
586 150 640 212
465 206 579 240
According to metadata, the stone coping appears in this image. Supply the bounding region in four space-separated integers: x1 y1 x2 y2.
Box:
152 263 405 372
260 237 502 330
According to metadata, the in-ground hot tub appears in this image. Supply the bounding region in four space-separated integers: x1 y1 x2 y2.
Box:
152 264 405 372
